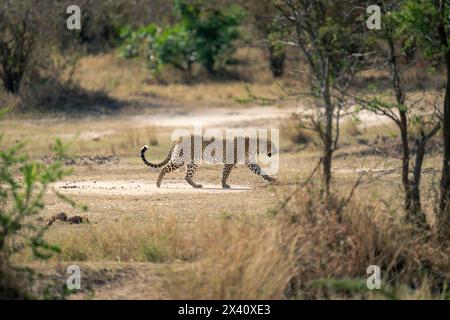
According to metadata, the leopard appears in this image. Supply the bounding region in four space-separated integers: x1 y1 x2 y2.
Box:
140 135 277 188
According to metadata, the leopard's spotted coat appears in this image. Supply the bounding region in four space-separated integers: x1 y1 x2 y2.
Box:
140 135 277 188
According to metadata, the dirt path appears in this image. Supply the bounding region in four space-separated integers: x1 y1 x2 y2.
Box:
13 104 390 143
130 105 299 128
130 105 389 128
53 180 252 196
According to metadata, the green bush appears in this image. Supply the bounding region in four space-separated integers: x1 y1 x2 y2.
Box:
175 0 243 74
0 113 82 299
156 24 198 81
118 24 160 60
119 0 243 82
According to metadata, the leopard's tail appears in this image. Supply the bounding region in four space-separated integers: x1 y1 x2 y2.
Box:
140 144 173 168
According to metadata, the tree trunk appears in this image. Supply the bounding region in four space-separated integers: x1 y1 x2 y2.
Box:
388 36 417 220
323 107 333 198
322 59 334 199
1 70 22 94
185 59 193 84
409 125 441 227
439 52 450 234
437 13 450 237
409 139 427 226
399 116 412 212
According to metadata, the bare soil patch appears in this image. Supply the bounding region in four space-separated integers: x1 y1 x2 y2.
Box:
130 105 299 128
53 180 252 196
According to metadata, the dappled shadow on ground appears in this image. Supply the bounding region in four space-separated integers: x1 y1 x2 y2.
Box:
47 84 124 114
2 82 165 118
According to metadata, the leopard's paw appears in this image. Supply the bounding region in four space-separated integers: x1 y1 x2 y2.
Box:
265 176 278 184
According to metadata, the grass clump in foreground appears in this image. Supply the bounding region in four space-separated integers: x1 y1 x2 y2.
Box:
48 215 196 263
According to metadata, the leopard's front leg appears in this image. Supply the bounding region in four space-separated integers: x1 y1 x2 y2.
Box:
221 164 234 188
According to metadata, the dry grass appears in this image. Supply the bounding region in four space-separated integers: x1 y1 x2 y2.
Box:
343 120 363 138
70 53 289 108
0 116 171 160
283 189 449 299
164 217 296 299
0 260 31 299
159 187 450 300
279 115 316 152
45 214 198 263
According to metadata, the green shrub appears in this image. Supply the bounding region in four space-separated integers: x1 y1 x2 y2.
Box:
0 110 82 299
119 0 243 81
175 0 243 74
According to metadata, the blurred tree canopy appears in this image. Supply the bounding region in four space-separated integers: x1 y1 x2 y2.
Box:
0 1 60 94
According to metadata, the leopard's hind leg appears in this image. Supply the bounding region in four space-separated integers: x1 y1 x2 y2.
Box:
157 160 183 188
185 162 202 188
245 160 276 183
221 164 234 188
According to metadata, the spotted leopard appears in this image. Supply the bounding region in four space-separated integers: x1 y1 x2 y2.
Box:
140 135 277 188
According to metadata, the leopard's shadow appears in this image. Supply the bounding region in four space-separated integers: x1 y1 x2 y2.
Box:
163 185 251 191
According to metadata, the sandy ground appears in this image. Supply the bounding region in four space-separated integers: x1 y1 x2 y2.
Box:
131 105 299 128
53 180 252 195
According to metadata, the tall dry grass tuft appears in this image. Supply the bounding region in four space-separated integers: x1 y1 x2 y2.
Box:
165 218 297 299
122 127 159 149
0 260 30 299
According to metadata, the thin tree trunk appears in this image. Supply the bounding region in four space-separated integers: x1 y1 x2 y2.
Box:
411 143 424 215
410 125 441 227
388 36 415 218
323 107 333 199
399 116 412 211
410 141 428 226
185 59 193 84
322 58 334 199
